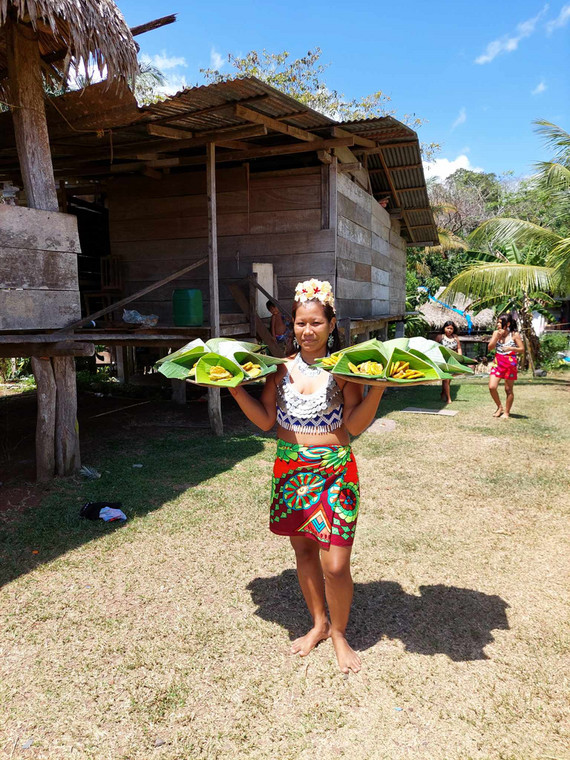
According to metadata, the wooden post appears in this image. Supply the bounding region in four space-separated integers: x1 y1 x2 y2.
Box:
248 273 258 338
7 20 79 479
31 357 56 482
206 142 223 436
329 157 338 296
171 379 187 404
53 356 80 476
6 20 58 211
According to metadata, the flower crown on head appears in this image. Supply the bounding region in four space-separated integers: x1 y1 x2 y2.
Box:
294 279 335 312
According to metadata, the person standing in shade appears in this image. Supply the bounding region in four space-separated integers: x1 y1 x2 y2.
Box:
436 320 462 404
488 314 524 418
230 280 387 674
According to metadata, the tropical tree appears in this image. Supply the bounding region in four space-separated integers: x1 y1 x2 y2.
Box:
440 120 570 365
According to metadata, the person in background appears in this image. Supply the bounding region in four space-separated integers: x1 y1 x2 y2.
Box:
435 320 462 404
488 314 524 418
267 300 291 347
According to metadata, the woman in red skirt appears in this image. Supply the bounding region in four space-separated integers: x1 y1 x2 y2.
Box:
488 314 524 418
229 279 387 674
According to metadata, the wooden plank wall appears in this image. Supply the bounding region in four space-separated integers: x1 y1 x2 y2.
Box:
0 206 81 329
108 165 335 323
336 173 406 318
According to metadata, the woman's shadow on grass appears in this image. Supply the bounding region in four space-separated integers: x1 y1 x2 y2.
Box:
247 570 509 662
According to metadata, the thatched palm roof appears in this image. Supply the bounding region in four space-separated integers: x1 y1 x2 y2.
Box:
418 289 495 332
0 0 138 89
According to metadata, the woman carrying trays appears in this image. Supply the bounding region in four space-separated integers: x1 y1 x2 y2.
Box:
229 279 387 675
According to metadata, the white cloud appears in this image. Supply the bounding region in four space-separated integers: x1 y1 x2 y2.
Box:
546 3 570 32
531 79 547 94
451 107 467 130
210 47 225 70
156 73 189 96
140 51 187 71
475 5 549 64
424 155 484 181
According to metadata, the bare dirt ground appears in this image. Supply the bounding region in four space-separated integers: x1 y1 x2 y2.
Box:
1 376 569 760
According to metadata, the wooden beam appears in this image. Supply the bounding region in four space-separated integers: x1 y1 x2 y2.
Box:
338 162 363 173
142 167 163 180
370 163 422 172
0 342 94 358
354 141 418 154
228 283 280 356
147 95 270 127
318 149 333 164
130 14 177 37
147 124 194 139
234 104 319 142
206 141 223 437
57 256 208 331
180 136 355 165
331 126 376 149
216 139 255 150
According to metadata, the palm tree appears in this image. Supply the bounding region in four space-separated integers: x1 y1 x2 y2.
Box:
440 121 570 365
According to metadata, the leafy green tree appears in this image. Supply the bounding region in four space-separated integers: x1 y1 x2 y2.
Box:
201 48 439 159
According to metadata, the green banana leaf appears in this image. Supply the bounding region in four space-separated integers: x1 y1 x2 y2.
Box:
383 338 410 351
232 351 277 380
384 348 451 383
332 347 389 378
194 353 244 387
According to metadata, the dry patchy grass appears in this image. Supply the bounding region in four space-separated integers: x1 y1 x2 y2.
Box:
1 377 569 759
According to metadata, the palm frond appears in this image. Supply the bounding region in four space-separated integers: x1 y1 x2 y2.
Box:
534 161 570 191
533 120 570 162
548 237 570 292
441 263 559 303
469 218 561 250
424 228 469 253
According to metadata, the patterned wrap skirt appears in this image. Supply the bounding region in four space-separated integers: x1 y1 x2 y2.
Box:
490 352 518 380
270 440 360 548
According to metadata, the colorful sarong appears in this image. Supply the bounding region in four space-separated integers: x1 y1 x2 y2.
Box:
490 352 518 380
270 440 360 548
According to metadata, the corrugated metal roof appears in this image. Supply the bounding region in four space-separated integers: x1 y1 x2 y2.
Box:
0 76 438 245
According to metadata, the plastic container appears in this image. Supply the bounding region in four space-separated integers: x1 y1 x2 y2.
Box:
172 288 203 326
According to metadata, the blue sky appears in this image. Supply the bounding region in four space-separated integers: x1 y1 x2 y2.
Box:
118 0 569 180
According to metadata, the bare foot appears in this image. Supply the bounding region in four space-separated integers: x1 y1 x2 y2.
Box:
291 622 331 656
331 632 361 674
445 399 452 405
500 413 511 419
492 408 504 417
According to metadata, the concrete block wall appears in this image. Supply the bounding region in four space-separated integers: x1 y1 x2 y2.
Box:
336 173 406 319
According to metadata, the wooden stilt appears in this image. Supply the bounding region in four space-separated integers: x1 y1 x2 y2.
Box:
53 356 80 476
31 357 56 482
206 142 223 436
171 379 187 404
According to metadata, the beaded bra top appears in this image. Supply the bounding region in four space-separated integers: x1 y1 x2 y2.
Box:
276 366 344 435
440 334 458 350
496 334 517 354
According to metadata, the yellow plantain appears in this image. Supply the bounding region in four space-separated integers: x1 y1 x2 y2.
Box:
348 361 360 374
209 365 232 380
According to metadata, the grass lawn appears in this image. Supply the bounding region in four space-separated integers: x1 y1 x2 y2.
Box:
1 375 569 759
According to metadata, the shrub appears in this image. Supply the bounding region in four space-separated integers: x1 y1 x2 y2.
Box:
539 332 570 366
